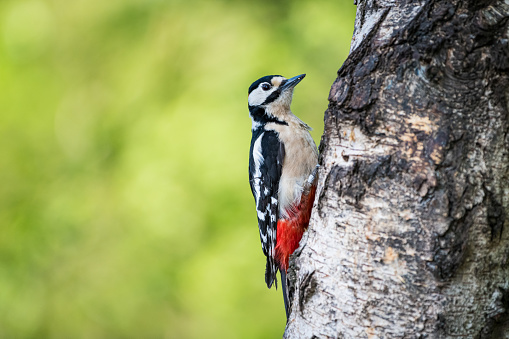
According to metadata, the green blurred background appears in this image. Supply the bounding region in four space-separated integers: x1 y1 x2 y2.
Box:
0 0 355 337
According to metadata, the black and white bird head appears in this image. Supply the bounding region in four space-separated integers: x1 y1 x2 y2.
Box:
247 74 305 125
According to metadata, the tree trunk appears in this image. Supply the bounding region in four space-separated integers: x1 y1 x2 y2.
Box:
284 1 509 338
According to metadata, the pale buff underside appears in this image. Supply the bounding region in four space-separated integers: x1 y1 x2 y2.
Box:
264 94 318 218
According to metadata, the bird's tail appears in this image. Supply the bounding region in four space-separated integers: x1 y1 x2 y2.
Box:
281 269 290 320
265 257 278 289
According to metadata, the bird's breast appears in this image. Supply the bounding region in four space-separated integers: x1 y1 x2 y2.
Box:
265 122 318 218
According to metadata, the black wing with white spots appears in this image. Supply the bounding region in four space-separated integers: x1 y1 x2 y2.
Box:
249 129 285 288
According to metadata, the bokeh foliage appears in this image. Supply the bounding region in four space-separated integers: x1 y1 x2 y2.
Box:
0 0 355 337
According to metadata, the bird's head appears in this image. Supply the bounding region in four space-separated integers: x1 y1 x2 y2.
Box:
248 74 306 112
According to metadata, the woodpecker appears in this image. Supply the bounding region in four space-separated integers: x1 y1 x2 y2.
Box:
247 74 318 318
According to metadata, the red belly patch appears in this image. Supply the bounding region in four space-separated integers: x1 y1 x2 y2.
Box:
275 185 317 271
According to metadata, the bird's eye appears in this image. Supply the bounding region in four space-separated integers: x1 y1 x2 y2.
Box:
261 83 271 91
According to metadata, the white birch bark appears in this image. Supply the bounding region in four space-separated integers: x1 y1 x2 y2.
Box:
284 1 509 338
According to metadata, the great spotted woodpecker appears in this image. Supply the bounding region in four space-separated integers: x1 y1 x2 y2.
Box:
247 74 319 318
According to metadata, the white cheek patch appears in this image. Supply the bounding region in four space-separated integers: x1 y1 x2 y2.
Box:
248 87 278 106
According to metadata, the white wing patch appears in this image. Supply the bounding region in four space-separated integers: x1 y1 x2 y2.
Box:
252 132 264 204
257 210 266 221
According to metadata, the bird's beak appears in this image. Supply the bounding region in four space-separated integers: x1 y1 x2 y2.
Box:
281 74 306 91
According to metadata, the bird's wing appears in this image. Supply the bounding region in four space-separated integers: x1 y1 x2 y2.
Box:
249 131 285 288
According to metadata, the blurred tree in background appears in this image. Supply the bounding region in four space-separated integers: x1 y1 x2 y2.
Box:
0 0 355 337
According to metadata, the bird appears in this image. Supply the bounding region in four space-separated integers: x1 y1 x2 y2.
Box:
247 73 319 319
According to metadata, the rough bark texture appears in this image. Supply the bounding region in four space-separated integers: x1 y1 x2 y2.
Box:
284 1 509 338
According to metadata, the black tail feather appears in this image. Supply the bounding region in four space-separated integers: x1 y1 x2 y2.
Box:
265 257 278 289
265 258 289 319
281 270 289 320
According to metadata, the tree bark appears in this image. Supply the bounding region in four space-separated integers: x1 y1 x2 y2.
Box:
285 1 509 338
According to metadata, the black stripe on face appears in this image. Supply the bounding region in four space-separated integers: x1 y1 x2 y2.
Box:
262 78 288 105
249 106 288 126
262 87 282 105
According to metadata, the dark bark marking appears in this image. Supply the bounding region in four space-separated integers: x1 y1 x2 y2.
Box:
486 188 506 241
358 154 393 186
429 208 474 280
318 160 380 215
468 0 499 12
299 271 318 314
335 161 367 207
425 128 449 165
350 80 372 110
328 78 351 106
341 150 350 162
